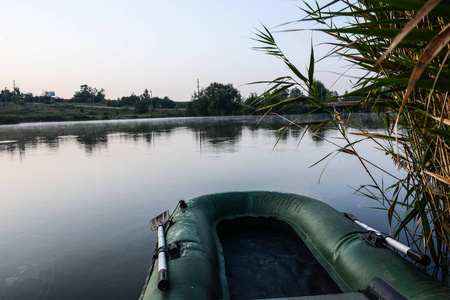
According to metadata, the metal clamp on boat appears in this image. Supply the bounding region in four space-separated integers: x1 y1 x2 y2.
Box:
344 213 431 266
167 241 187 260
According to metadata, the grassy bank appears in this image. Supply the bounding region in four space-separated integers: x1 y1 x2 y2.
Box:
0 102 187 125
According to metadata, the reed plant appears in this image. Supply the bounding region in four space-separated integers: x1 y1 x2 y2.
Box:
252 0 450 282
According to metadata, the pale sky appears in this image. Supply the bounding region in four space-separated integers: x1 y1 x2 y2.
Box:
1 0 355 101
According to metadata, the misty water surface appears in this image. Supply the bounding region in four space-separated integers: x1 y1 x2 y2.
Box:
0 115 395 300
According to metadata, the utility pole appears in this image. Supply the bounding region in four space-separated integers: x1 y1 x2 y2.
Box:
197 79 200 95
150 90 154 112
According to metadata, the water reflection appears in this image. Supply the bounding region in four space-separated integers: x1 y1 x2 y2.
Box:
0 113 391 300
0 114 383 156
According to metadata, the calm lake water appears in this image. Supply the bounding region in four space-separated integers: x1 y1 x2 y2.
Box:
0 114 396 300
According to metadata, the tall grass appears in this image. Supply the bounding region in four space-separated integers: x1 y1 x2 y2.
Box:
252 0 450 282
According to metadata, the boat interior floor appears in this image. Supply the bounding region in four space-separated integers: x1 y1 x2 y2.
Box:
216 217 343 300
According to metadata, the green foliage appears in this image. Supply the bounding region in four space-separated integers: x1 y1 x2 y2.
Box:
140 89 151 101
0 88 12 103
253 0 450 282
248 86 319 114
188 82 242 116
314 81 337 102
153 96 177 109
72 85 105 103
135 100 149 113
120 93 140 106
118 90 177 111
243 92 259 114
0 115 20 124
0 86 185 122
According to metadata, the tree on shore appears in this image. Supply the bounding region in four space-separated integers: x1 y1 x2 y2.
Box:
0 88 12 104
188 82 242 116
312 80 337 102
72 85 105 103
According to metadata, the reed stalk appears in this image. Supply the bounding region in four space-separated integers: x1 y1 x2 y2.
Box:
252 0 450 282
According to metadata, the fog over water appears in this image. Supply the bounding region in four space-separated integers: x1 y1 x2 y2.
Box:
0 115 395 300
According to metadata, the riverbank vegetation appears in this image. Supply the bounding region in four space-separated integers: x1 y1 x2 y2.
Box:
0 85 188 124
0 79 363 124
253 0 450 283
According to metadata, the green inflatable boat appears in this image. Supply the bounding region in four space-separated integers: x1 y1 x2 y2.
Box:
139 191 450 300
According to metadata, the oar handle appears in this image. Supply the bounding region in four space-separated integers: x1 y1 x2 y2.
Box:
157 268 169 291
157 225 170 291
406 248 431 266
344 213 431 266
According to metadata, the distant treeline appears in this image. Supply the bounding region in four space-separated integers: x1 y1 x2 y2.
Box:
0 85 186 112
187 81 364 116
0 80 364 121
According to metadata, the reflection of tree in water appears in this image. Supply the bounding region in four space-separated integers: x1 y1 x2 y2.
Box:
270 124 305 143
189 116 311 152
0 118 255 156
0 114 385 155
0 141 24 156
0 120 180 155
76 134 108 154
274 113 386 145
39 137 60 150
310 127 328 144
191 121 243 153
0 130 60 157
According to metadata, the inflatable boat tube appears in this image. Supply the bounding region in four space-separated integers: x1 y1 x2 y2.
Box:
139 191 450 300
